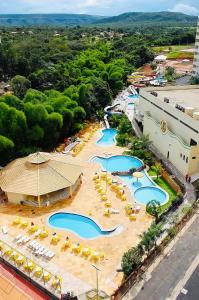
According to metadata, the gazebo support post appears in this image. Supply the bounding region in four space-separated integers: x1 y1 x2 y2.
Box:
38 195 41 207
69 186 72 198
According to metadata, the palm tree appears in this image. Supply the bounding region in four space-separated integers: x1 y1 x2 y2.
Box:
146 200 161 223
153 163 162 179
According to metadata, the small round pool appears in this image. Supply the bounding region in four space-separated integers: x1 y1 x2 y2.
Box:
134 186 167 205
48 212 116 239
96 128 117 147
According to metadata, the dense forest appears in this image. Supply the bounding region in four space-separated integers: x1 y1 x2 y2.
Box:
0 24 196 165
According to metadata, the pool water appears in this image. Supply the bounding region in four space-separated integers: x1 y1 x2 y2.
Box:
128 94 139 100
96 128 117 147
93 155 168 205
49 212 115 239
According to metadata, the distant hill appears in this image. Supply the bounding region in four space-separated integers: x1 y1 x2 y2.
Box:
0 14 104 26
95 11 197 26
0 11 197 27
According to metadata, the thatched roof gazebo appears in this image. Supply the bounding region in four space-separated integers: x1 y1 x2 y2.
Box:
0 152 83 207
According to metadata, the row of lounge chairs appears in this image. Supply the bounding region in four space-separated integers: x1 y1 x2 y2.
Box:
28 240 55 259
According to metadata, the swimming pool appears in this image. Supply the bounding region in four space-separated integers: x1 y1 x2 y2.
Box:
128 94 139 100
96 128 117 147
92 155 168 205
49 212 116 239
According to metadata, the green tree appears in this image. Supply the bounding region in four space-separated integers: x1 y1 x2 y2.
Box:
121 246 143 276
152 163 162 179
11 75 31 99
146 200 161 223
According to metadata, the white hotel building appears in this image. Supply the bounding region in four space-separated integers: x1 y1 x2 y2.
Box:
193 17 199 76
135 86 199 180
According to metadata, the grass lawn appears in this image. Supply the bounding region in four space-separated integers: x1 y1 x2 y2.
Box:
167 51 194 60
153 177 177 212
148 169 156 176
153 44 194 53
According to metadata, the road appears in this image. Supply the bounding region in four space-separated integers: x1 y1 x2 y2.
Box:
124 214 199 300
176 265 199 300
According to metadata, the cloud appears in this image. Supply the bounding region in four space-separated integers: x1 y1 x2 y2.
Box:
169 3 198 15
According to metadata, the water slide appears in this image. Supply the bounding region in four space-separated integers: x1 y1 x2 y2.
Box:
104 103 123 128
111 164 146 176
104 103 122 116
128 85 138 95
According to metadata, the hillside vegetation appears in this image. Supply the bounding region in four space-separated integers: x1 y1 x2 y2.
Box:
0 11 197 27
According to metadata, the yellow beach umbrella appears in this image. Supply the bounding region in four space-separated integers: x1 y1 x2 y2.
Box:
52 276 62 289
10 251 19 261
24 261 35 272
0 242 3 250
82 247 91 257
51 235 61 245
21 220 28 228
4 247 12 256
29 225 38 233
43 271 51 282
133 172 144 182
16 255 25 265
72 243 82 254
12 218 21 225
39 229 49 238
91 251 100 262
34 266 42 277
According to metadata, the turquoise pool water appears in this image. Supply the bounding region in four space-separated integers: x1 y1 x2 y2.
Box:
49 212 115 239
128 94 139 100
92 155 168 205
97 128 117 147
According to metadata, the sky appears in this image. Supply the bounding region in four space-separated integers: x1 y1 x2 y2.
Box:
0 0 199 16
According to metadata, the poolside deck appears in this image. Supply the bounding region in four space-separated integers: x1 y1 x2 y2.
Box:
0 128 153 297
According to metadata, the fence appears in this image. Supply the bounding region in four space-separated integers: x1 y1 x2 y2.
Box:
161 169 181 194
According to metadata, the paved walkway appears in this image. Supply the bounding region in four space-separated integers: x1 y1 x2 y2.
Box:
124 214 199 300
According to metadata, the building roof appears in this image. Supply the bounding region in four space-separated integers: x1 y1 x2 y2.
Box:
0 152 83 196
142 85 199 112
152 87 199 111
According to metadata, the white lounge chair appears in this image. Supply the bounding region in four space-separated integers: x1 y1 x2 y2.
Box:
33 229 41 238
2 226 8 234
110 209 120 214
14 234 23 242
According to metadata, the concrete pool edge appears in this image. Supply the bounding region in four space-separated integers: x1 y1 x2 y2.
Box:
48 211 123 240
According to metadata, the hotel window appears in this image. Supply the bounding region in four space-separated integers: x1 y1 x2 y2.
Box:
186 157 188 163
183 155 185 160
192 157 196 160
180 153 182 158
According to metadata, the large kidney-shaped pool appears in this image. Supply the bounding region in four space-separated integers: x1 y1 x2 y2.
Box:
92 155 168 205
96 128 117 147
48 212 116 239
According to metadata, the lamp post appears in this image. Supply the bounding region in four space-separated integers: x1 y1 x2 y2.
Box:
92 264 101 300
103 152 112 192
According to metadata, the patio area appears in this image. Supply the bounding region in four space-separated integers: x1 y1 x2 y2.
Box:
0 128 153 297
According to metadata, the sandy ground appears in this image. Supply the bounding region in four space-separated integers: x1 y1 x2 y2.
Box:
0 129 153 296
165 60 193 75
